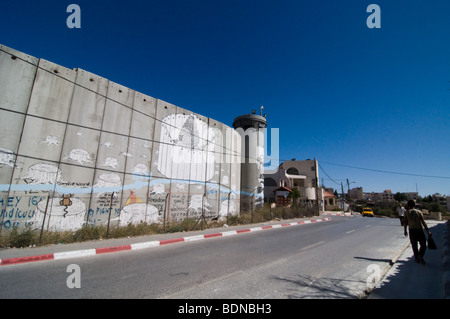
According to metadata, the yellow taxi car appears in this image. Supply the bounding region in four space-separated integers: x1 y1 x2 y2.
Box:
362 208 374 217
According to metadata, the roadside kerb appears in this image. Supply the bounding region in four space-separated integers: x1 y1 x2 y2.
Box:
0 217 331 267
322 212 353 217
363 240 411 298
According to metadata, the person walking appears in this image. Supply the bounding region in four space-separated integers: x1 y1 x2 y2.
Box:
396 203 406 226
403 200 431 265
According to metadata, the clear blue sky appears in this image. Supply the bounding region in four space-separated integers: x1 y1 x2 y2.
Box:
1 0 449 197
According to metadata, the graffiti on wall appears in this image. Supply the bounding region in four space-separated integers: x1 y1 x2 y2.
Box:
0 112 238 231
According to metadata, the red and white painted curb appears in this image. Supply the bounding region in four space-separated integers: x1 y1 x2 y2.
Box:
0 217 331 267
322 212 352 216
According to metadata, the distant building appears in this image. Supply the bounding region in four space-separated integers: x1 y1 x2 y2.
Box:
273 186 292 206
323 190 338 211
349 187 364 201
432 193 447 209
363 190 394 205
379 190 394 202
403 192 420 201
264 159 323 212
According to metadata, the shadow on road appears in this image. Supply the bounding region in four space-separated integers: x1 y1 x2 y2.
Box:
354 256 394 265
271 274 362 299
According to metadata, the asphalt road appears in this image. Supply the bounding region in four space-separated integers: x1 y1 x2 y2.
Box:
0 216 410 299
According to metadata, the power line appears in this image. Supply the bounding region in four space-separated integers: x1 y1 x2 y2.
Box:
320 161 450 180
267 157 450 180
318 165 341 186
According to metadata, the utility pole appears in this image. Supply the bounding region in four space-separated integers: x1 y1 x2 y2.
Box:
346 179 352 213
314 158 320 216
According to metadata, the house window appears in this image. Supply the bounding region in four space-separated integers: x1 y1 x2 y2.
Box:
293 179 304 187
287 167 299 175
264 178 277 187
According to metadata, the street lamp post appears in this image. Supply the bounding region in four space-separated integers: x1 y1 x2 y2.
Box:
346 179 356 214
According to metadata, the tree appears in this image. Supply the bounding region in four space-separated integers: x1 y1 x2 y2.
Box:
288 188 302 213
394 192 407 202
422 195 433 203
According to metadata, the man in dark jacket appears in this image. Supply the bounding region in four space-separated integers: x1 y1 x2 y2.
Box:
404 200 432 265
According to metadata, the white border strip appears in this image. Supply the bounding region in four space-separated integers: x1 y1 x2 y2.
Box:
54 249 96 260
131 241 160 250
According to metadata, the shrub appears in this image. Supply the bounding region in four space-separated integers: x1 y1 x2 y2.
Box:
0 228 37 248
72 225 106 242
373 207 395 217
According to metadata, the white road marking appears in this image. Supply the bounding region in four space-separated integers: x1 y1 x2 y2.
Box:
300 241 326 251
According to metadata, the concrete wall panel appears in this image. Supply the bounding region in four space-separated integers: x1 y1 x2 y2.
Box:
27 60 75 122
0 189 46 230
97 131 129 174
34 194 88 232
102 99 132 136
0 158 15 186
10 156 62 188
133 91 157 117
206 119 223 185
0 45 244 231
18 116 66 162
189 150 207 183
0 110 23 189
205 184 219 218
124 138 153 176
120 135 152 225
169 181 189 221
124 137 152 175
74 68 108 96
0 46 37 113
130 107 155 141
221 161 231 189
154 140 173 180
170 145 191 181
149 141 166 179
67 85 106 130
147 177 170 223
0 193 10 230
4 155 60 230
88 168 124 226
57 163 94 191
107 81 135 108
60 125 99 169
155 99 177 121
187 183 205 220
38 59 76 82
0 44 38 65
230 152 241 192
51 163 93 230
219 185 235 218
0 110 24 157
153 99 177 149
119 172 151 226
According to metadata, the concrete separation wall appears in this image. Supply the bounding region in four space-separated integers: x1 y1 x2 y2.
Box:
0 44 242 232
0 217 331 266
